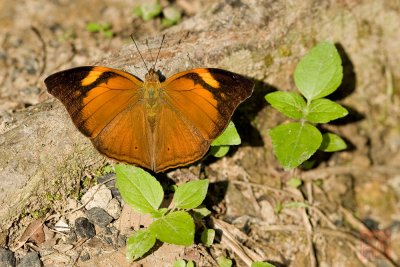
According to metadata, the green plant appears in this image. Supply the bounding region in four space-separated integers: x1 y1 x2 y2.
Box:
133 1 182 27
173 259 195 267
265 42 348 170
116 164 213 261
86 22 113 38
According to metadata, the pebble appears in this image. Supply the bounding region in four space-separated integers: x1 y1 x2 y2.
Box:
86 207 113 227
80 252 90 262
97 174 121 200
75 217 96 239
16 252 42 267
81 185 112 210
105 198 121 219
54 218 70 233
0 248 16 267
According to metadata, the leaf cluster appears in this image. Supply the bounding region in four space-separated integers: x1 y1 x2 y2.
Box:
265 42 348 169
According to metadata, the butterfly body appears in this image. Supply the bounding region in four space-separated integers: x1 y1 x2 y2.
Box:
45 66 254 172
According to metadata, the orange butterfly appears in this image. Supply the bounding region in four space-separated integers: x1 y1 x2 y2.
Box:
45 48 253 172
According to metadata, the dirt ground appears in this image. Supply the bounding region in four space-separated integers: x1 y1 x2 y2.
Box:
1 0 400 266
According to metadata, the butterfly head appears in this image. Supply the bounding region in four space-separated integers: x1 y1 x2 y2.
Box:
145 68 165 83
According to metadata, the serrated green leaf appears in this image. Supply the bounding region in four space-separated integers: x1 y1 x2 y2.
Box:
174 179 209 209
201 228 215 247
212 121 241 146
287 177 302 188
141 2 162 21
126 229 156 261
305 99 348 123
269 122 322 170
173 259 187 267
217 256 232 267
210 145 230 158
115 164 163 214
319 133 347 152
284 201 309 209
149 211 195 246
294 42 343 101
251 262 277 267
265 92 306 119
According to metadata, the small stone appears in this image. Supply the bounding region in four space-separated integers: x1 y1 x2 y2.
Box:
117 234 127 248
105 198 121 219
86 207 113 227
75 217 96 239
81 185 112 210
80 252 90 262
0 248 16 267
16 252 42 267
97 174 121 200
54 218 70 232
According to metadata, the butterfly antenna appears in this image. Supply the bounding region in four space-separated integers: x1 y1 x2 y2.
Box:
145 38 155 65
153 34 165 70
130 34 149 71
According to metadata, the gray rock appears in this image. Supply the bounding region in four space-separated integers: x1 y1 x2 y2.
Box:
75 217 96 239
86 207 113 227
16 252 42 267
0 248 15 267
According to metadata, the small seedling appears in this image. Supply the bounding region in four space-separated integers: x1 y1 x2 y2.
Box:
86 22 113 38
265 42 348 170
116 165 213 261
133 1 182 27
173 259 195 267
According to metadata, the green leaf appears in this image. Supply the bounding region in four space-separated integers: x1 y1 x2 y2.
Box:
173 259 187 267
162 6 181 26
319 133 347 152
173 179 209 209
132 5 143 17
102 29 114 38
274 201 283 214
201 228 215 247
209 145 230 158
305 99 348 123
86 22 102 32
150 208 168 219
294 42 343 101
186 261 194 267
287 177 302 188
217 256 232 267
126 229 156 261
149 211 195 246
212 121 241 146
269 122 322 170
115 164 163 214
192 206 212 219
251 262 277 267
141 2 162 21
265 92 306 119
284 201 309 209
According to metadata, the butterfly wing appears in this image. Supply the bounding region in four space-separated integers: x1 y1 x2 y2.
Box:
45 66 153 168
153 68 254 172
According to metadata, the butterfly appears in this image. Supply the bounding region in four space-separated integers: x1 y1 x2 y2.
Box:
45 56 254 172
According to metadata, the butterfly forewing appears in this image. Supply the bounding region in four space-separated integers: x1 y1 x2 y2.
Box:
45 66 153 168
163 68 254 140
